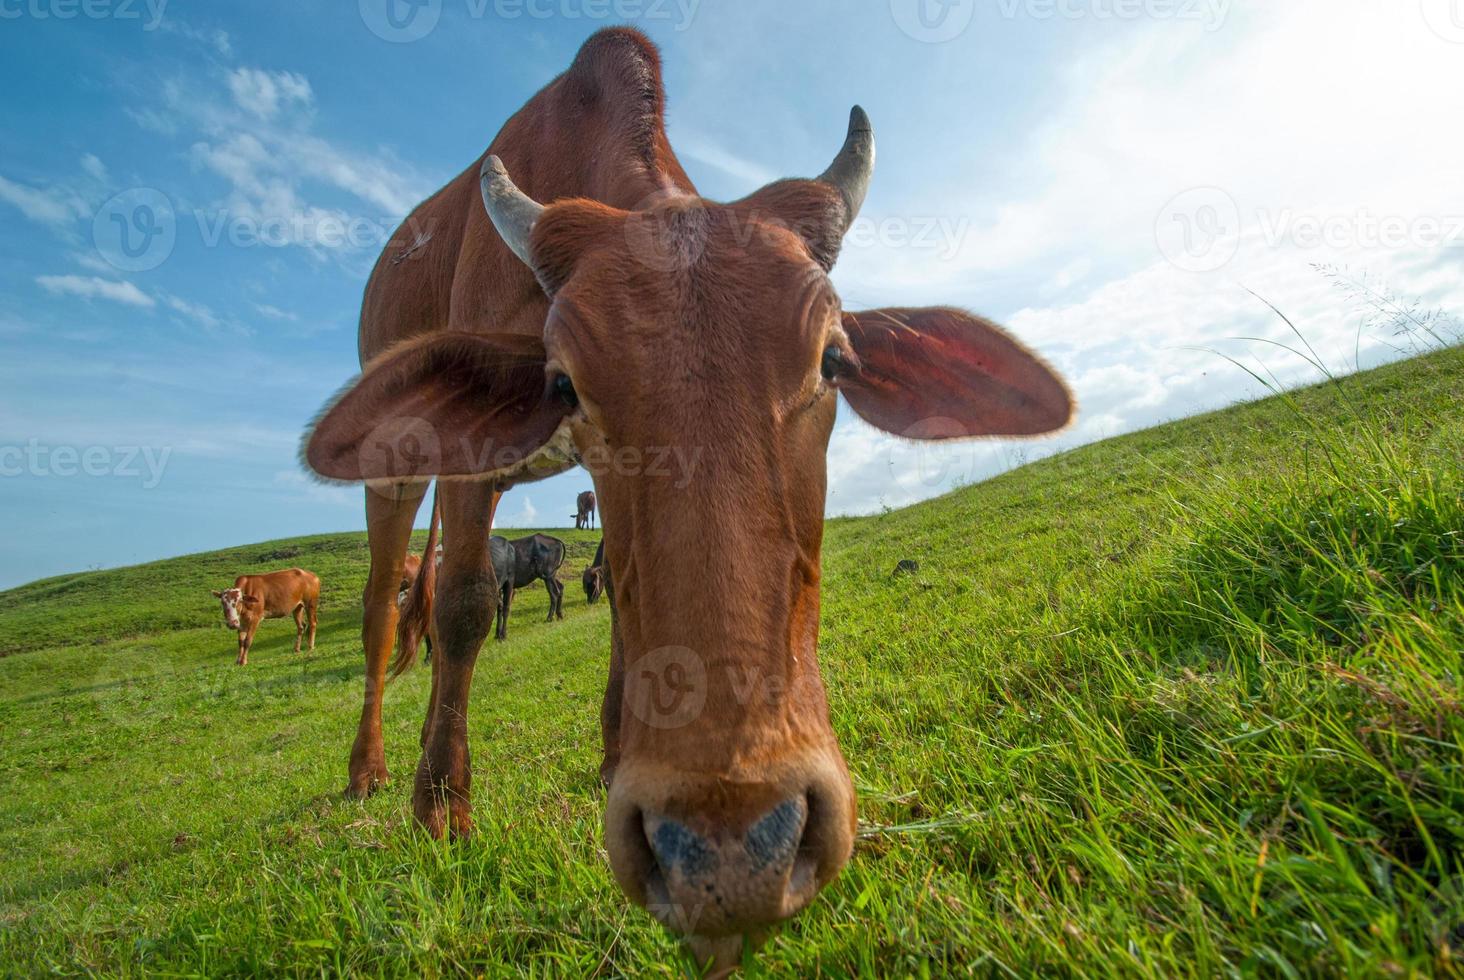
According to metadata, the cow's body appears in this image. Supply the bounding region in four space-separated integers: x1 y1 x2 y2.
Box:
491 533 566 639
212 568 319 666
574 490 597 529
307 26 1073 970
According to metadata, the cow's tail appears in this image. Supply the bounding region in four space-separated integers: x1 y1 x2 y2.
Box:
391 485 440 680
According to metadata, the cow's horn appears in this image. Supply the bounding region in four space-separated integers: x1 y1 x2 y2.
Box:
480 155 544 267
816 106 875 228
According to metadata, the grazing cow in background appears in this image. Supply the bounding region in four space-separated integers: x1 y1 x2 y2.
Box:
212 568 320 666
574 490 597 529
303 28 1071 968
494 533 566 639
583 538 606 605
399 553 423 595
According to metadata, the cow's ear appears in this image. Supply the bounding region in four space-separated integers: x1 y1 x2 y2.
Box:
241 594 263 609
212 590 223 598
304 332 573 483
839 308 1073 438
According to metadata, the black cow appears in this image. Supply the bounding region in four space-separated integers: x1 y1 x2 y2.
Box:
491 533 566 640
583 538 607 605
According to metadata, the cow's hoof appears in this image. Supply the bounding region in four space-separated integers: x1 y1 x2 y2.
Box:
413 760 472 839
344 769 388 800
412 789 472 839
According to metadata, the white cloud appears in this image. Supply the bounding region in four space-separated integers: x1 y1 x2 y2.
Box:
498 494 539 528
0 175 84 228
79 154 108 183
36 275 155 308
162 294 228 333
228 68 314 120
254 303 298 322
818 2 1464 515
674 130 780 187
273 468 355 506
163 67 429 256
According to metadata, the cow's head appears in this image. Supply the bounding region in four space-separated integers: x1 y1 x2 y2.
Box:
211 588 260 631
305 108 1071 967
583 565 606 605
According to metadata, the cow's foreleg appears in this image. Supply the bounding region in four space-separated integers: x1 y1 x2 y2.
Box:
348 484 426 799
414 481 500 839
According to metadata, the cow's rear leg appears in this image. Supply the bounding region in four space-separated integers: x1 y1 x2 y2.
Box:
293 606 306 653
496 583 515 641
415 481 500 839
306 597 318 650
348 484 425 800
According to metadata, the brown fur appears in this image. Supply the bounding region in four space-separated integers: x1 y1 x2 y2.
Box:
304 27 1073 963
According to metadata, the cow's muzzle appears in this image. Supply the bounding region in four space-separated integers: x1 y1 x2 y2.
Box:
604 752 855 969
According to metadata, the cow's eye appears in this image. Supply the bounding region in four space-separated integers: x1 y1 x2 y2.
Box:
821 345 852 383
552 373 578 408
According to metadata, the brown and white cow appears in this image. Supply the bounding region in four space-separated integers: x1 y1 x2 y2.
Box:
399 553 423 594
574 489 597 529
304 29 1070 969
212 568 320 666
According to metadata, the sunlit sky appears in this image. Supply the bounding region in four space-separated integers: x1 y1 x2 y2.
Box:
2 0 1461 588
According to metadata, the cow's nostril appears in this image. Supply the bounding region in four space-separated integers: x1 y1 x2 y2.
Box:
744 796 807 874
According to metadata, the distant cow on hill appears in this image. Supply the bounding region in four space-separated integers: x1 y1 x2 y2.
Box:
573 490 597 530
493 533 566 639
583 538 606 605
212 568 320 666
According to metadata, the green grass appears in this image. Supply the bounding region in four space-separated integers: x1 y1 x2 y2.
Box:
1 346 1461 977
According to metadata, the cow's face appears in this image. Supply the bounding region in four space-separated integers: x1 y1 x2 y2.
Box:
304 109 1072 966
212 588 243 630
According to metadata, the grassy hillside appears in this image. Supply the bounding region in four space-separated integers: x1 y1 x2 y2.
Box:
1 347 1460 977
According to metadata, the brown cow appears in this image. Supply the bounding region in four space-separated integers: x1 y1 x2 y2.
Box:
212 568 319 666
574 489 596 529
304 29 1071 969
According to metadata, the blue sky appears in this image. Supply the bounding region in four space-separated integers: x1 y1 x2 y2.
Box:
2 0 1461 589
